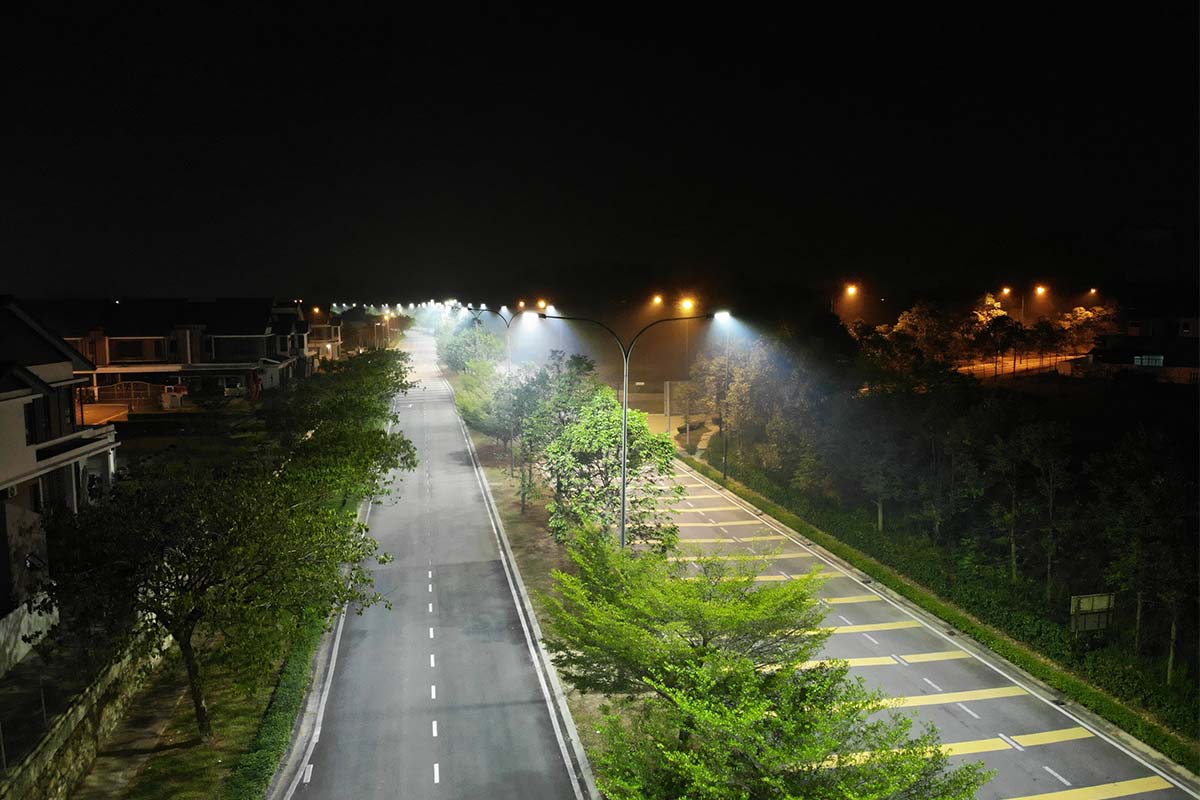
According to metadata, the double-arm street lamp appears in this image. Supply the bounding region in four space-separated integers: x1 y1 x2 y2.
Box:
538 309 720 548
456 303 519 372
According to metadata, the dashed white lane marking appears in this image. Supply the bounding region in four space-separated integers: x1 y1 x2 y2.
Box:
923 677 943 692
303 764 313 784
430 653 436 667
428 602 433 613
434 763 440 784
428 583 433 592
862 633 880 645
892 653 909 665
431 684 437 699
432 720 438 737
837 615 854 625
998 733 1025 752
428 570 432 578
957 703 981 719
1043 765 1071 786
429 627 435 639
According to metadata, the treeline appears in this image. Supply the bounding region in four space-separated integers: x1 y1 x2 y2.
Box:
850 294 1117 373
688 317 1198 740
435 319 990 799
35 350 417 738
437 320 682 547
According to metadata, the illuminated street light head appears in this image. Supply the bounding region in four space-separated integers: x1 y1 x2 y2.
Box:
714 310 732 321
1001 286 1012 296
313 306 320 313
679 297 696 312
517 300 526 309
536 299 547 310
1036 285 1047 296
652 294 663 305
845 284 858 297
1089 288 1097 295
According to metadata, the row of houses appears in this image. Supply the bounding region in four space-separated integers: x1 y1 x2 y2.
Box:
0 296 353 676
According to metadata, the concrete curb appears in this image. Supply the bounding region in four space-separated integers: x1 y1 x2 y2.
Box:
675 458 1200 797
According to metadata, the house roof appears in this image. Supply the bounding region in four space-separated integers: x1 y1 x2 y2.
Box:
0 297 96 370
0 361 56 397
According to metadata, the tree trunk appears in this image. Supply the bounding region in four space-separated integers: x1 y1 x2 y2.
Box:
178 631 213 740
1044 546 1053 602
1133 591 1143 655
876 498 883 533
1009 487 1018 583
1166 609 1178 684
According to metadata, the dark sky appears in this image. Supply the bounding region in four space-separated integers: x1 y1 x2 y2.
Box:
5 5 1196 310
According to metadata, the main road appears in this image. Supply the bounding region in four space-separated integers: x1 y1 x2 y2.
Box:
295 331 586 799
663 462 1197 800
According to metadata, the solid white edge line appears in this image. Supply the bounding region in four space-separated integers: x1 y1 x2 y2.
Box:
674 460 1200 798
447 372 593 800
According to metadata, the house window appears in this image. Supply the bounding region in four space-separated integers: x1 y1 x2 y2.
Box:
1133 355 1164 367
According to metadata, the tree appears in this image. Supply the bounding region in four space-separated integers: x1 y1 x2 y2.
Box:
1016 422 1072 601
541 528 990 800
986 431 1029 584
41 465 393 739
542 387 682 547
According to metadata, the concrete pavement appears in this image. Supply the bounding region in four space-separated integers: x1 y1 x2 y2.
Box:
662 463 1198 800
294 332 585 800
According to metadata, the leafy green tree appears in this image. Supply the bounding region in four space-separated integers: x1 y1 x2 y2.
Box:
1016 421 1072 601
541 529 989 800
542 387 682 546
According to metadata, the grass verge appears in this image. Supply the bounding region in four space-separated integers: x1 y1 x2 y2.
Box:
678 454 1200 774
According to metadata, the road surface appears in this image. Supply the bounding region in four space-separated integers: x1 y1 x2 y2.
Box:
297 331 583 799
663 462 1196 800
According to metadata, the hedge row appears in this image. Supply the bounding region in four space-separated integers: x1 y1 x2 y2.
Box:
222 619 326 800
678 454 1200 774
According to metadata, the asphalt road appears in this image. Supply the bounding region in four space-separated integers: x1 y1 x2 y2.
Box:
298 332 581 800
664 463 1197 800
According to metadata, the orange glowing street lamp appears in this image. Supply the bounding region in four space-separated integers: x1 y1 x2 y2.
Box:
679 297 696 312
845 283 859 297
652 294 663 305
517 300 526 309
1001 287 1012 296
1035 285 1047 296
536 299 547 310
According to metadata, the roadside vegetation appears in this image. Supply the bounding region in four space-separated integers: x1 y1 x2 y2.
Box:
433 314 991 799
37 349 416 796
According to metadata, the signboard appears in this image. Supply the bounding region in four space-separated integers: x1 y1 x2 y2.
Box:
1070 593 1115 632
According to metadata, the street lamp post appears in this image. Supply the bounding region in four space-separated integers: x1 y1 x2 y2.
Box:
721 318 733 481
458 304 520 473
539 311 713 548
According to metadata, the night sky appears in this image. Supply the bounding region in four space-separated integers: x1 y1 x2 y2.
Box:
5 5 1196 310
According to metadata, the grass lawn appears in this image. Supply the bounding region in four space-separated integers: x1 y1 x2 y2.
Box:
465 431 610 758
121 651 277 800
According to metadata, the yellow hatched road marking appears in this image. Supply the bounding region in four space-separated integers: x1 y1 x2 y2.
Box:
692 570 844 582
678 519 764 527
891 685 1027 708
670 505 744 513
670 493 723 499
668 552 814 562
824 594 881 604
803 655 897 668
1011 726 1094 747
678 534 788 543
738 535 789 542
901 649 970 663
819 620 922 634
1003 776 1172 800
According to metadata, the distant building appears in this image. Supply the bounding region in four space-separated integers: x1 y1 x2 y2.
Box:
1060 306 1199 384
25 297 327 412
0 297 118 677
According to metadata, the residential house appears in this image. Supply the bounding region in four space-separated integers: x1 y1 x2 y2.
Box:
1062 305 1200 384
0 297 118 677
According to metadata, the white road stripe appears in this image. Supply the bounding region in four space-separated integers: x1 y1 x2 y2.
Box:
428 570 432 578
431 684 437 699
428 602 433 613
1043 766 1071 786
923 677 943 692
956 703 981 719
429 627 435 639
430 653 436 667
892 653 909 665
998 733 1025 752
862 633 880 645
434 763 440 784
432 720 438 737
303 763 313 783
837 615 853 625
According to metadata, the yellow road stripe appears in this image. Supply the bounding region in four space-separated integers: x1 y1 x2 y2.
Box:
1003 776 1171 800
738 535 789 542
679 535 788 543
802 656 897 668
670 505 744 513
1011 726 1094 747
691 570 844 582
891 685 1027 708
898 649 970 663
824 594 881 604
671 493 723 499
820 620 922 634
678 519 764 527
668 552 814 562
